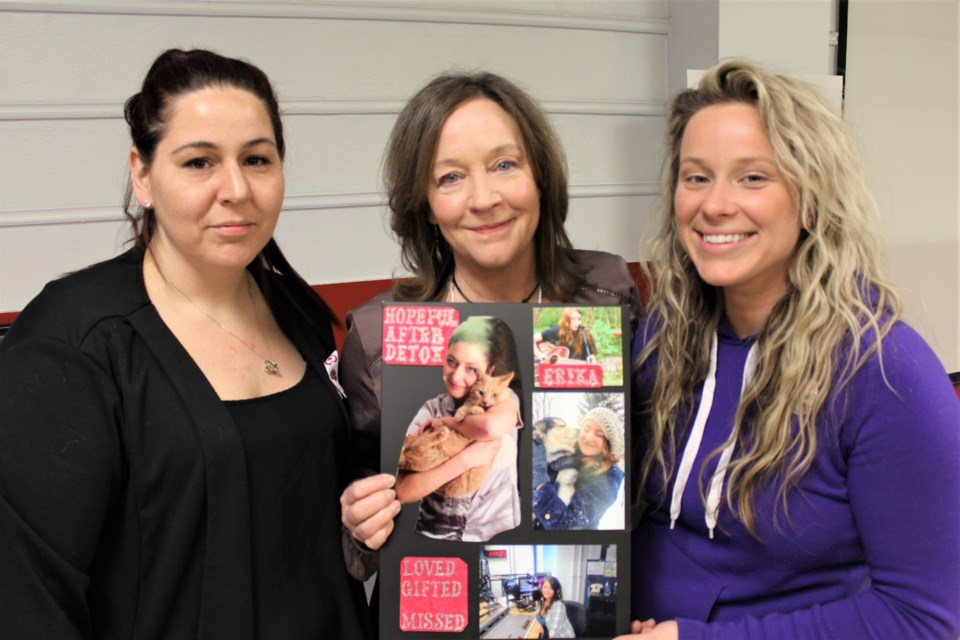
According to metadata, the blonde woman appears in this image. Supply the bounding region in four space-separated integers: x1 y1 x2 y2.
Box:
621 61 959 639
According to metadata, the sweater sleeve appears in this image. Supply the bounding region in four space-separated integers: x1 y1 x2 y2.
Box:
533 465 624 530
340 309 382 479
677 324 960 640
541 326 560 343
339 308 384 583
532 437 552 489
545 601 576 638
0 338 122 639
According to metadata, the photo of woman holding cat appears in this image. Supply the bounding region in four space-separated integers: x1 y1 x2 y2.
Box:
395 315 523 542
532 396 625 530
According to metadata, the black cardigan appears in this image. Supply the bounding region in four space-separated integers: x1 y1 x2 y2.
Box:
0 249 372 639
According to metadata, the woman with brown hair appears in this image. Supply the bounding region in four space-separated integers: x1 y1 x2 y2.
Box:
339 71 641 580
535 576 575 638
535 307 599 362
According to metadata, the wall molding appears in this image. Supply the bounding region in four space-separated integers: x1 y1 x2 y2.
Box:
0 1 668 34
0 99 665 122
0 182 658 228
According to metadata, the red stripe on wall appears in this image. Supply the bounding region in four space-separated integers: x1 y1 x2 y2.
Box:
2 263 651 351
313 278 393 348
627 261 653 306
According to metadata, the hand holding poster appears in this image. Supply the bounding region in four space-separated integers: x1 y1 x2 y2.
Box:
379 303 631 639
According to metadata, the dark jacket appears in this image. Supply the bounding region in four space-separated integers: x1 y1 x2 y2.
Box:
0 249 372 639
531 438 625 530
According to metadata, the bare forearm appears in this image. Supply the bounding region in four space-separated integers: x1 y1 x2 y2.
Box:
442 400 519 440
394 456 469 503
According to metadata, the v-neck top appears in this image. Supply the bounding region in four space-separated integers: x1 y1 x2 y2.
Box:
225 365 363 639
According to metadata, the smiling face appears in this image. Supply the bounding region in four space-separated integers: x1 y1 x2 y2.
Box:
426 98 540 280
441 341 491 400
540 579 554 601
578 419 608 457
131 86 284 276
674 102 801 305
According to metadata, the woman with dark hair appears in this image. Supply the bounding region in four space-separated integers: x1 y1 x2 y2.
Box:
339 71 641 581
536 576 575 638
0 49 372 639
620 60 959 639
396 316 523 541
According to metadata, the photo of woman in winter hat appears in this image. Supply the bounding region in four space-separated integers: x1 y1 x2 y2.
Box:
531 394 625 530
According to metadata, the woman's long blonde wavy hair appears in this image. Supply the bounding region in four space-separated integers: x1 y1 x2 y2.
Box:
635 60 902 536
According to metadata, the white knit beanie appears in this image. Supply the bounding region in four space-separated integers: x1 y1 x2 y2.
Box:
580 407 624 458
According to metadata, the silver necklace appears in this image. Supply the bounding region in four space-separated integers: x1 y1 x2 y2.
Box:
152 255 280 376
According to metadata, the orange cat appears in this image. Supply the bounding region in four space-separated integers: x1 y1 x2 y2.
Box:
397 371 515 497
453 371 514 422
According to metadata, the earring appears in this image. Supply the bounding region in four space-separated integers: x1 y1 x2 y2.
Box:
143 200 152 209
433 224 441 259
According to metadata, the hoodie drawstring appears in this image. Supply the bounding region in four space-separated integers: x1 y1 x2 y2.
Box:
670 333 718 530
670 331 758 539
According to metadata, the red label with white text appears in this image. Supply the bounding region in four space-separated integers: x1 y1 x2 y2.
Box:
537 363 604 388
382 306 460 367
398 556 468 633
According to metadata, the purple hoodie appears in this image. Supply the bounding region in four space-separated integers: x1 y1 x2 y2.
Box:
631 318 960 639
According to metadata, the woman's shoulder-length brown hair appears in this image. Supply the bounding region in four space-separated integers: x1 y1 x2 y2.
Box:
385 71 587 302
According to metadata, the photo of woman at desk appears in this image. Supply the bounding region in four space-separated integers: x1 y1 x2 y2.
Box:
535 576 575 638
479 543 617 639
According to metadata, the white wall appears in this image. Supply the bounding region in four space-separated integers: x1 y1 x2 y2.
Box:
667 0 837 96
844 0 959 372
666 0 959 370
4 1 955 372
718 0 837 75
0 0 668 312
667 0 719 96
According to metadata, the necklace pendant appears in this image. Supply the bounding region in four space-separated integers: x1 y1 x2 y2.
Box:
263 359 281 376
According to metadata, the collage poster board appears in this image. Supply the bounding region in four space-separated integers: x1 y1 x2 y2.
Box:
379 302 631 639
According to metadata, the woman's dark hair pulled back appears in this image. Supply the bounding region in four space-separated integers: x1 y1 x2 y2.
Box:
123 48 337 328
123 48 284 245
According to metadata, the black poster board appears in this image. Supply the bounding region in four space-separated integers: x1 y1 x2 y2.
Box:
379 302 631 639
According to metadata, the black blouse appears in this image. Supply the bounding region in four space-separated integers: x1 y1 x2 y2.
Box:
226 366 367 639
